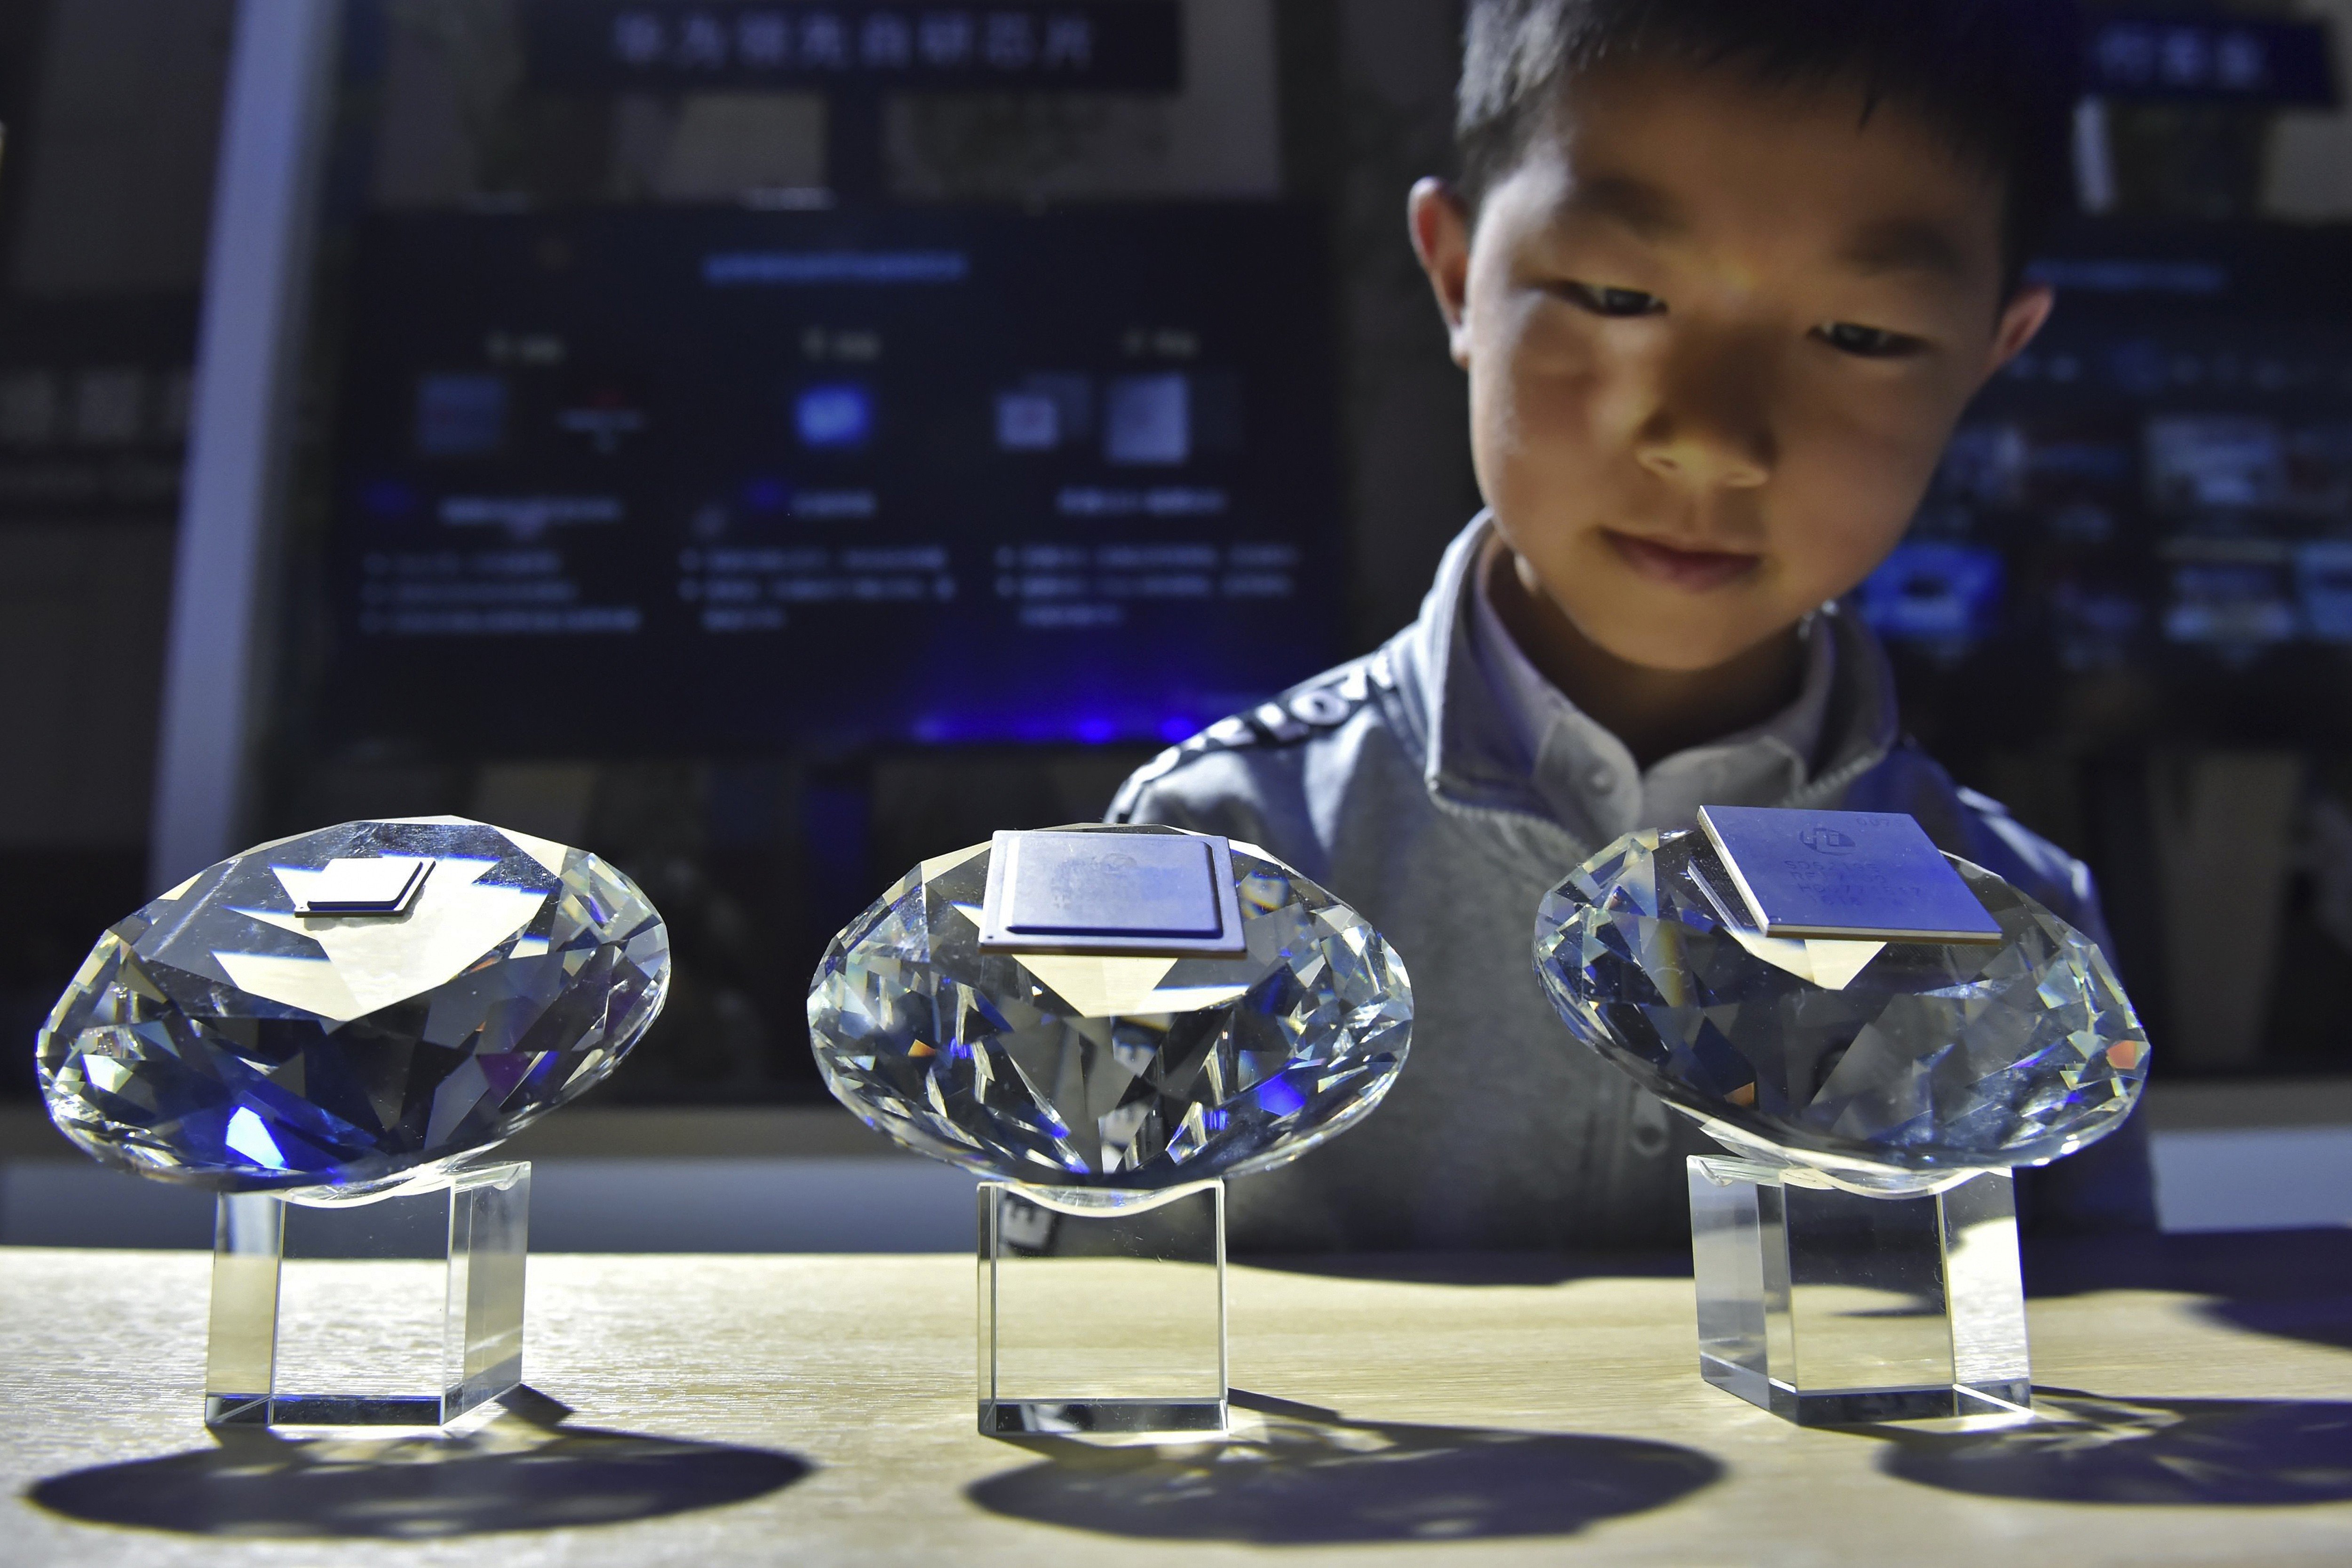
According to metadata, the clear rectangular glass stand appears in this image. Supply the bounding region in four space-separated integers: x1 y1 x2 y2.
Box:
977 1177 1225 1439
206 1160 530 1429
1688 1155 2029 1425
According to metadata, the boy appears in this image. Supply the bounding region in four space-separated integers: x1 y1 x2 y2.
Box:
1111 0 2154 1251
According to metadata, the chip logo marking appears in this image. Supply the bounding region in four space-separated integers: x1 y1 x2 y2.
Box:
1799 825 1856 855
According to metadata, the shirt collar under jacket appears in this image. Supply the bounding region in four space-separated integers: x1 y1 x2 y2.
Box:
1392 514 1900 835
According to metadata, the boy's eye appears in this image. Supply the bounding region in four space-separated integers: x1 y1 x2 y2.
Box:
1816 320 1924 358
1561 282 1665 318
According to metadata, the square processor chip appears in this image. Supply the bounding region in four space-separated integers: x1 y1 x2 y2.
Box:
1697 805 2002 944
977 830 1248 957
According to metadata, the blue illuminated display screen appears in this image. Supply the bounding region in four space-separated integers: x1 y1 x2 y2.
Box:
322 205 1341 752
1874 220 2352 749
1858 543 2005 641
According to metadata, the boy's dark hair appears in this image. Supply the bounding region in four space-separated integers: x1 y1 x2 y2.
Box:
1457 0 2083 291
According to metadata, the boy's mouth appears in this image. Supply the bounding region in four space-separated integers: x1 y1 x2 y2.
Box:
1602 530 1762 592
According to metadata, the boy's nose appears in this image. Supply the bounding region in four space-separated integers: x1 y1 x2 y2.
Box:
1631 336 1777 490
1632 409 1773 490
1634 426 1773 490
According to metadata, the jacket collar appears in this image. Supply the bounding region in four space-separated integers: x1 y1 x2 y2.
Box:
1391 513 1901 821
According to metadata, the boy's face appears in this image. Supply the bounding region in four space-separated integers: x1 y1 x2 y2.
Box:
1412 61 2051 674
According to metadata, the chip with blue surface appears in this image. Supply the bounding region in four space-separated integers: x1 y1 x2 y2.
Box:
1696 805 2002 943
978 829 1248 956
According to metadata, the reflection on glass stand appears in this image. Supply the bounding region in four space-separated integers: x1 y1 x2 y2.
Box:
1688 1156 2028 1426
206 1161 531 1430
978 1178 1226 1439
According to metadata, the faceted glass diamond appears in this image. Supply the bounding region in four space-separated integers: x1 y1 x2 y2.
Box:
1533 829 2147 1190
38 817 669 1199
807 824 1413 1191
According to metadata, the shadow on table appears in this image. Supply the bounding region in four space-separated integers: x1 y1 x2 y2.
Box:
967 1390 1721 1544
1243 1250 1692 1287
1860 1388 2352 1506
26 1388 810 1540
2024 1228 2352 1354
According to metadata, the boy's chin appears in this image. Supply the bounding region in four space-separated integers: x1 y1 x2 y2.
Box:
1574 609 1801 677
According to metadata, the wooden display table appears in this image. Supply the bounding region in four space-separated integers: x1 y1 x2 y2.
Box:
4 1238 2350 1565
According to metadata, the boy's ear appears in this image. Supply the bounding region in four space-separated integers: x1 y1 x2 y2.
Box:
1409 177 1475 368
1983 281 2055 382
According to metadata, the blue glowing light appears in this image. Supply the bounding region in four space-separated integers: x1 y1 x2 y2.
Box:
1859 543 2005 641
895 707 1229 748
795 384 873 449
224 1106 288 1170
1252 1074 1308 1117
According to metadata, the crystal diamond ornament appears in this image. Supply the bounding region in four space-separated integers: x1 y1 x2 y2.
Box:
1534 823 2145 1425
809 824 1412 1189
1532 827 2147 1192
39 816 670 1200
810 823 1412 1440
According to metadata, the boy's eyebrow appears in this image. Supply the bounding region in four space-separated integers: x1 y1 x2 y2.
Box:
1555 175 1688 241
1837 218 1971 280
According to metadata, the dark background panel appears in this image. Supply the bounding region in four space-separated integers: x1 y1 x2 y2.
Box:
7 0 2352 1107
317 203 1341 755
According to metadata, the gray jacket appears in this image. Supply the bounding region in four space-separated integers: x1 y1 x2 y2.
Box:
1112 516 2155 1252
